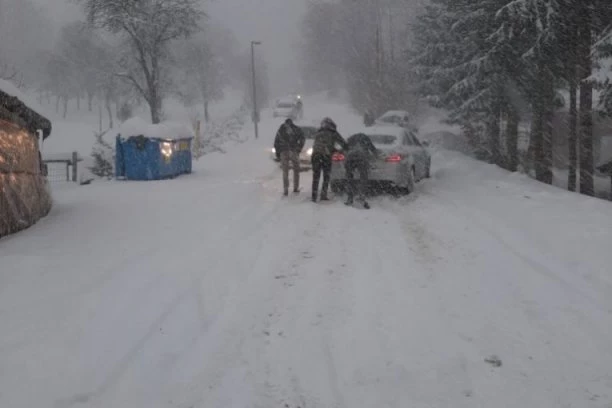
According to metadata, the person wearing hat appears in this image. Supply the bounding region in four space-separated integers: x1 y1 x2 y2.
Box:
310 117 347 202
344 132 379 209
274 118 305 196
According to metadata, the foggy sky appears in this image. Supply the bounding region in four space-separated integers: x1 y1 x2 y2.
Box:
32 0 307 97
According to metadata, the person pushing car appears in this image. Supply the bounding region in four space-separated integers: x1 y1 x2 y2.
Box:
311 117 347 202
344 133 379 209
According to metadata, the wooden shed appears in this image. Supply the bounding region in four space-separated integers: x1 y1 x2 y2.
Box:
0 81 53 238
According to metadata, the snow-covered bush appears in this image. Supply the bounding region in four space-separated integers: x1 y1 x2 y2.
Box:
192 106 248 158
89 130 114 179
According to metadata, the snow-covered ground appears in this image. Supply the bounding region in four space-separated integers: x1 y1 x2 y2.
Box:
2 94 612 408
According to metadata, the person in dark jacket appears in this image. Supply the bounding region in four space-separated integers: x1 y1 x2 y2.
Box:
344 133 379 209
363 109 375 127
311 117 347 202
274 118 305 195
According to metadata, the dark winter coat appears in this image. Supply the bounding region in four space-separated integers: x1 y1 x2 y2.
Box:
345 133 378 160
274 122 305 154
312 128 347 157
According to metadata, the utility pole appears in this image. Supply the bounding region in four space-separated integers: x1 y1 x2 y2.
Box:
251 41 261 139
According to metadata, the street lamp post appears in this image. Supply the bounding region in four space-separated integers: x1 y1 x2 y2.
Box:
250 41 261 139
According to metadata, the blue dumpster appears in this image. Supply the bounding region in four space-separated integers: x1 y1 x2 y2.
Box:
115 119 193 181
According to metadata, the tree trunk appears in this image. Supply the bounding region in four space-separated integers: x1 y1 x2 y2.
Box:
487 108 502 166
98 103 103 133
88 92 94 112
55 95 60 113
204 100 210 123
578 11 595 196
531 100 544 181
62 97 68 119
77 94 80 111
105 94 114 129
533 63 554 184
149 97 161 124
568 77 578 191
567 17 579 191
542 106 554 184
506 107 520 172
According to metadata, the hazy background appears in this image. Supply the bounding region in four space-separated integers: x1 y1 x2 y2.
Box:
28 0 306 98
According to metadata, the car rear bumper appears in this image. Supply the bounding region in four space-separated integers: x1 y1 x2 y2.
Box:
331 162 404 184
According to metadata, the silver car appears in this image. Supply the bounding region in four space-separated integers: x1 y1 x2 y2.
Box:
330 125 431 194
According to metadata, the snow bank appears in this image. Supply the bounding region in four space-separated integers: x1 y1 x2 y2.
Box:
116 117 194 141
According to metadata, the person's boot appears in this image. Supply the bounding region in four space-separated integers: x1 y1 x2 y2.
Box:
311 193 317 202
363 201 370 209
344 197 353 206
320 192 329 201
283 190 289 197
293 187 300 194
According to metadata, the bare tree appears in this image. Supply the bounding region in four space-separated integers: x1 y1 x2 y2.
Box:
175 36 225 123
79 0 205 123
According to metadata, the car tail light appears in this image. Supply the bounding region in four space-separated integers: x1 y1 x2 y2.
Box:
332 152 345 161
385 154 402 162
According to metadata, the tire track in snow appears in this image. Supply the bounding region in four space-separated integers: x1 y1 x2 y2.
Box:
52 174 288 408
163 199 321 408
373 183 612 407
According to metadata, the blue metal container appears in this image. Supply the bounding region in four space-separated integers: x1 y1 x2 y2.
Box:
115 135 193 181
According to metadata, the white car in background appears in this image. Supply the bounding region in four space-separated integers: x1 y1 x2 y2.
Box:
272 95 303 120
270 121 318 170
375 110 418 133
330 125 431 194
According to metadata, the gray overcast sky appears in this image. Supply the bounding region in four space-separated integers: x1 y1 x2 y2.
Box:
208 0 307 95
34 0 307 97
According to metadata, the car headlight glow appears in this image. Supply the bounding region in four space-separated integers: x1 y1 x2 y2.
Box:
307 147 313 156
272 147 276 153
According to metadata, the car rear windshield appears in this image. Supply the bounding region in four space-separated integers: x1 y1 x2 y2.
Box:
369 134 398 145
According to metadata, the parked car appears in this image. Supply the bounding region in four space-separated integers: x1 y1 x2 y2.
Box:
272 95 303 120
330 125 431 194
375 110 418 133
270 121 318 170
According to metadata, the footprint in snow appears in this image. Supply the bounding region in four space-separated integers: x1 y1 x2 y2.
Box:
484 355 502 367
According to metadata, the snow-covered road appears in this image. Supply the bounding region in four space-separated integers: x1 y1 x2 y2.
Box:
2 97 612 408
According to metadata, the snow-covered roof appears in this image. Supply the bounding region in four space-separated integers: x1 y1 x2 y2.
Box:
116 117 194 141
0 79 52 139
